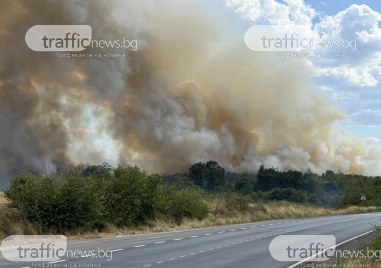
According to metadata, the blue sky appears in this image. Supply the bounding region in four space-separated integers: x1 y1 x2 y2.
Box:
227 0 381 144
304 0 381 15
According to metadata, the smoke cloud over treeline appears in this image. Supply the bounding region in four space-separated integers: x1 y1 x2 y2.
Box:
0 0 380 187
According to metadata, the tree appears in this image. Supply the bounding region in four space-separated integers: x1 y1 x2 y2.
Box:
234 176 255 195
188 161 225 192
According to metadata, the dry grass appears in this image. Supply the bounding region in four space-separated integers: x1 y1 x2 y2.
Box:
0 192 7 204
68 201 380 240
0 193 40 239
342 256 381 267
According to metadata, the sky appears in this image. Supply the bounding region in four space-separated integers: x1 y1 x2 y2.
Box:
227 0 381 144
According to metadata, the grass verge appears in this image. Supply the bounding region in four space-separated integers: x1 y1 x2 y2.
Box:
0 193 379 240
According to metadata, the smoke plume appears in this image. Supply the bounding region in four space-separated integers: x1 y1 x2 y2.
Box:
0 0 380 188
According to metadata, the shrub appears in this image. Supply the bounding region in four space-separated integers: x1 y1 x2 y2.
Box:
163 187 209 223
104 166 162 227
264 188 308 203
5 175 104 230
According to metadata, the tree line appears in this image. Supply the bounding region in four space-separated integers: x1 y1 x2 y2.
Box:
4 161 381 231
166 161 381 207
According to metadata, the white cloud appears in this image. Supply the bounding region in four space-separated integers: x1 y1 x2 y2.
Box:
315 66 380 87
228 1 381 88
313 4 381 87
226 0 315 25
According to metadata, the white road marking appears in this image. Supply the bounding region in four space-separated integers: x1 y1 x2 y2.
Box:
155 241 166 244
173 238 183 241
204 233 212 236
49 260 66 264
134 244 146 248
287 230 375 268
190 235 199 238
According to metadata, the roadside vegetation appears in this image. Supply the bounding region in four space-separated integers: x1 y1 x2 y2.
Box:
0 161 380 240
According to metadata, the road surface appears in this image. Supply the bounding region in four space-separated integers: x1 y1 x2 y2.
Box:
1 212 380 268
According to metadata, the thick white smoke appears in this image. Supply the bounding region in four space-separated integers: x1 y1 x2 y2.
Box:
0 0 380 188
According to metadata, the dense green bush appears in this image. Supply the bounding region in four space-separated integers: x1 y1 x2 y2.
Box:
4 166 211 230
263 187 308 203
159 187 209 223
5 175 104 230
104 166 162 227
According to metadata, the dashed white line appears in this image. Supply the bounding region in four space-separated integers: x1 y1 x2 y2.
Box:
179 255 186 258
230 229 237 232
134 244 146 248
208 248 214 251
217 231 225 233
49 260 66 264
240 227 247 230
190 252 196 255
173 238 183 241
143 265 151 267
156 261 164 264
155 241 166 244
199 250 205 253
204 233 212 236
190 235 199 238
169 258 176 261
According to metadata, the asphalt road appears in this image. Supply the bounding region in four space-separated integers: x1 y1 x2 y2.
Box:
1 212 381 268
